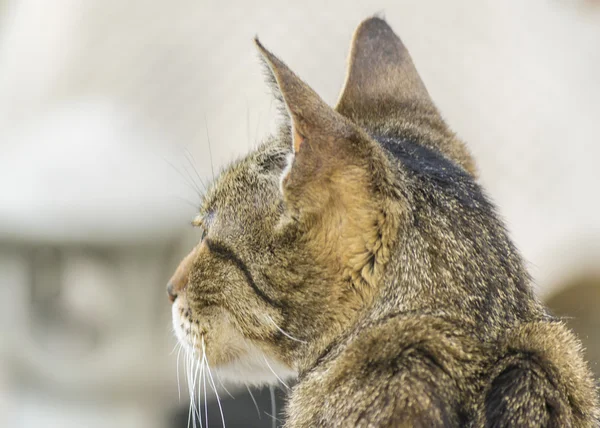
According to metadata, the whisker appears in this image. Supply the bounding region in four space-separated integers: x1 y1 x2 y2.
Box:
203 338 226 428
261 355 290 390
204 115 215 181
264 412 283 427
162 155 203 200
181 162 205 197
184 148 208 192
189 347 196 428
173 194 201 210
177 343 183 402
196 339 205 428
189 337 202 428
197 355 205 428
215 372 235 400
246 384 261 419
265 315 308 344
269 385 277 428
203 361 209 428
198 356 205 428
186 348 194 428
180 160 205 206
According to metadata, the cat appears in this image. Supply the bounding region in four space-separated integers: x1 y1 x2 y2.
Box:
168 17 599 427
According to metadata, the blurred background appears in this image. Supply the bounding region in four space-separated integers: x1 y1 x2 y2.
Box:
0 0 599 427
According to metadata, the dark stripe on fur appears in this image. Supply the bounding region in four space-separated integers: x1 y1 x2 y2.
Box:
205 238 282 309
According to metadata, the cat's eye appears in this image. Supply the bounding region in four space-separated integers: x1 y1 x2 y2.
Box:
191 214 208 241
191 214 203 228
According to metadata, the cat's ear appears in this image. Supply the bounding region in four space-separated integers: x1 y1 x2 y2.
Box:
254 38 389 213
335 17 436 120
255 38 354 156
256 38 399 295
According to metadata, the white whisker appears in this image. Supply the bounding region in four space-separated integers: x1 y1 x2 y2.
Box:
215 371 235 400
189 348 197 428
186 347 194 428
269 385 277 428
200 357 208 427
265 315 307 344
262 354 290 389
203 357 208 428
177 343 183 402
189 337 203 428
246 384 261 419
264 412 283 427
197 356 205 428
204 342 226 428
192 360 198 428
184 148 208 192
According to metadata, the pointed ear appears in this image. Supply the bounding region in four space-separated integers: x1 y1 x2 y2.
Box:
335 17 437 119
255 38 354 155
255 38 401 300
254 38 389 214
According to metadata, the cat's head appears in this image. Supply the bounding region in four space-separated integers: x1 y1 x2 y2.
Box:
168 17 474 385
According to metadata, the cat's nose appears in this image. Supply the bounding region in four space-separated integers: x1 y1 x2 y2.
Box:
167 282 177 303
167 244 200 303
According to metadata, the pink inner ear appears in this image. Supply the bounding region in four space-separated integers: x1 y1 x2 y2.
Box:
292 127 304 153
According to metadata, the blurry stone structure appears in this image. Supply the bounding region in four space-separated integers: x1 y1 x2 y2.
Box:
0 1 598 427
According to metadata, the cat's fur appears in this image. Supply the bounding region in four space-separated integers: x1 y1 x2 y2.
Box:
168 17 599 427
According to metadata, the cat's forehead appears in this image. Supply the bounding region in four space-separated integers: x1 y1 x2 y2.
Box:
199 142 288 221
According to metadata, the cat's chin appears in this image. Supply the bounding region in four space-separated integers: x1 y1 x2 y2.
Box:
172 299 296 386
213 340 297 387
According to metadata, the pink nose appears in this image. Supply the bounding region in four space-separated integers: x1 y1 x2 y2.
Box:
166 244 199 303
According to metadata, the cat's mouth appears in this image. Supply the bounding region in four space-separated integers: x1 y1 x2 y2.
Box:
171 298 224 358
171 298 203 354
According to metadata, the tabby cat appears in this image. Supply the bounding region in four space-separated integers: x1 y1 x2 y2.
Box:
168 17 599 427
